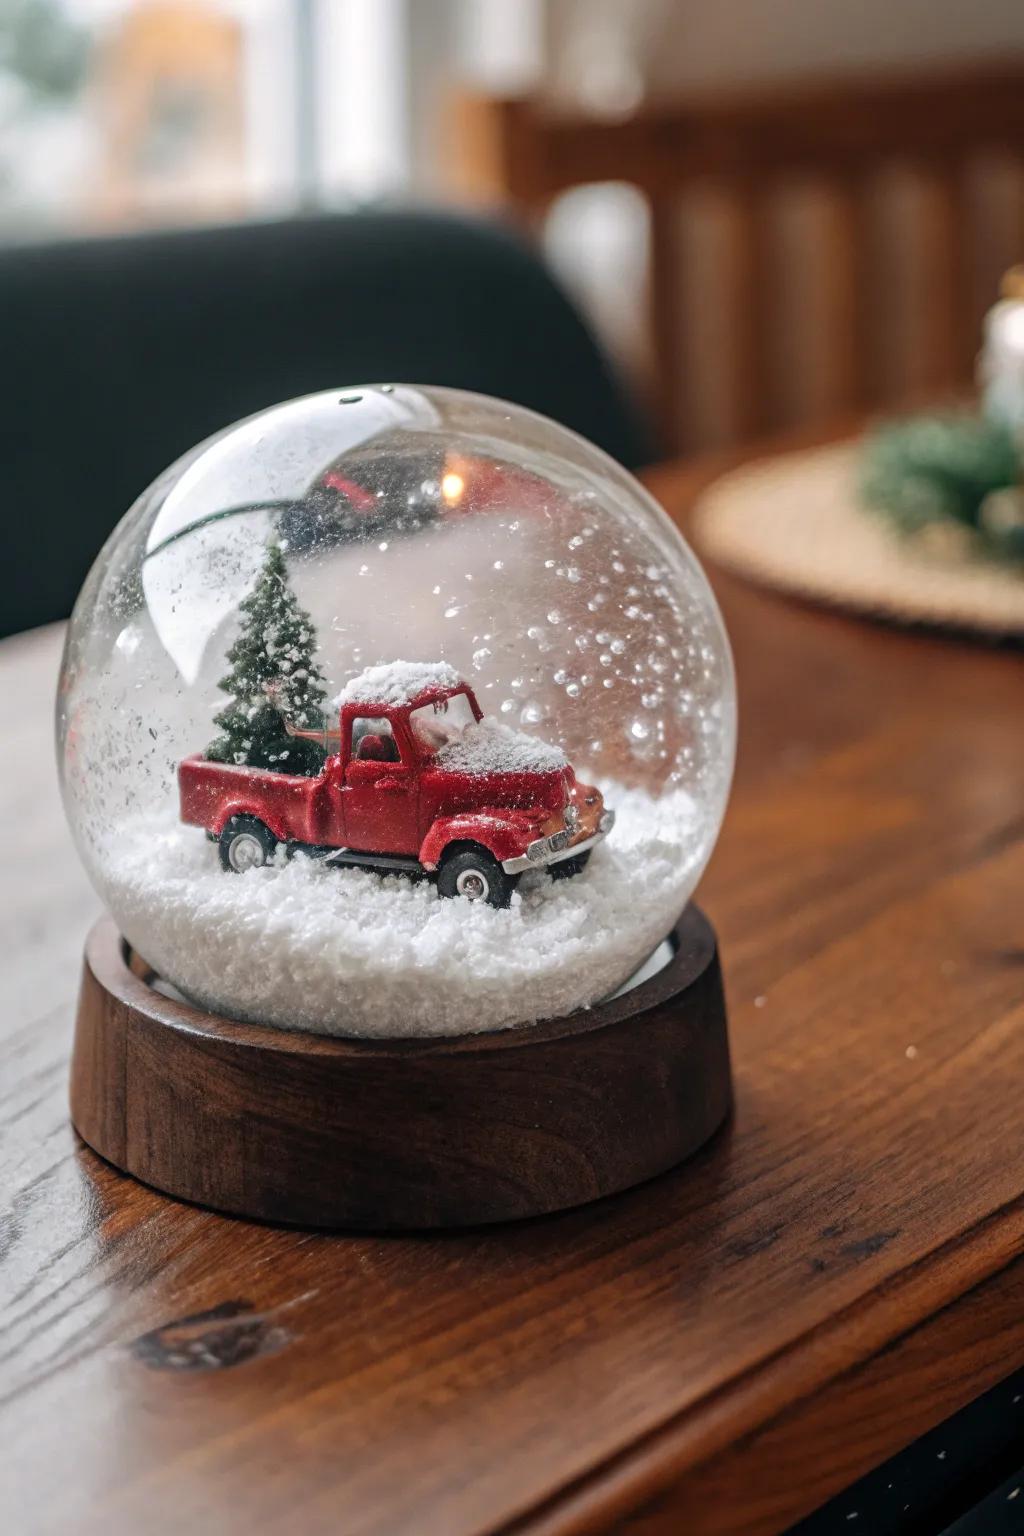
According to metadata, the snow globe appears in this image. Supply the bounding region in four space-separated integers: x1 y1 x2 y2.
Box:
61 385 735 1228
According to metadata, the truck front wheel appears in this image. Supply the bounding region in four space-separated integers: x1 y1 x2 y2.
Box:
437 847 516 909
219 815 278 873
550 849 592 881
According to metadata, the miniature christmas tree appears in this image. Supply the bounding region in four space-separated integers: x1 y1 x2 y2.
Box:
207 541 328 774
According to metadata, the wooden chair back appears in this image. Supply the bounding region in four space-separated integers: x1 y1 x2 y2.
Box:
452 62 1024 453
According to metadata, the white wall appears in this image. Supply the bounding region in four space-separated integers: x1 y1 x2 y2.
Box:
544 0 1024 106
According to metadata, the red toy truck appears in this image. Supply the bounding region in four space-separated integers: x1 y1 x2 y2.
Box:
179 662 614 907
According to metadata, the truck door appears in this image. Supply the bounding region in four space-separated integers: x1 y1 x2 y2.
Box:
342 716 420 854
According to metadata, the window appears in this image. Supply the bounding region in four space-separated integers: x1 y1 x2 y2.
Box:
408 692 476 756
351 717 400 763
0 0 410 237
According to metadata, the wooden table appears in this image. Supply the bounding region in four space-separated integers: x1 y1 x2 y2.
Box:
3 446 1023 1536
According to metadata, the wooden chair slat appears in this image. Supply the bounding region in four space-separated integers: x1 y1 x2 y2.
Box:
450 61 1024 452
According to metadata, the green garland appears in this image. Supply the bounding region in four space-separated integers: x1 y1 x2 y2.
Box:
859 414 1024 565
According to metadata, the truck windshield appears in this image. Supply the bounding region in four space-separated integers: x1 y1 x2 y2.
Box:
409 692 477 756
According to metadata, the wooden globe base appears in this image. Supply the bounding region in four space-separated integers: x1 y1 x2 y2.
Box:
70 909 731 1230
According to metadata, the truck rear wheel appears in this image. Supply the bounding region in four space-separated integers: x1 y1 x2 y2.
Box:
437 847 516 909
219 815 278 873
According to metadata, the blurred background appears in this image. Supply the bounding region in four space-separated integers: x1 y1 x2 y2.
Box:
3 0 1024 632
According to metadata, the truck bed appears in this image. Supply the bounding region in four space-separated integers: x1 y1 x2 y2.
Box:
179 753 330 846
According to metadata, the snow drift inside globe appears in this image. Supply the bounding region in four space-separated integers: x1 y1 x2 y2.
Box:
57 385 736 1037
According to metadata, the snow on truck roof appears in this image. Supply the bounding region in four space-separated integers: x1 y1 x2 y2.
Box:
332 660 568 775
333 660 463 710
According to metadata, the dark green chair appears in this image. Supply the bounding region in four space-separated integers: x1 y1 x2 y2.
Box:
0 209 650 638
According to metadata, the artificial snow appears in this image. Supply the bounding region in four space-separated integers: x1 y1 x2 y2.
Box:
97 782 706 1038
335 659 462 709
435 719 566 776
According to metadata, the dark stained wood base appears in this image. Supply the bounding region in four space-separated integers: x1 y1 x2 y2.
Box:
69 909 731 1230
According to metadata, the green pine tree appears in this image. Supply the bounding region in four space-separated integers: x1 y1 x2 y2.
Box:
207 542 328 775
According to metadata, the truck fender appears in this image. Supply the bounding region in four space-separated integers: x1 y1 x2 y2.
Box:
419 811 532 871
212 800 290 844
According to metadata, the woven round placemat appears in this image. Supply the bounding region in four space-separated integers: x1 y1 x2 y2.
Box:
693 442 1024 638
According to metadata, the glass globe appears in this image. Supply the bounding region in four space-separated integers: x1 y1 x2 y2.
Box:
57 386 735 1037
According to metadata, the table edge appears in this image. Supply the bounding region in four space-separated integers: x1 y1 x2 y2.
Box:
495 1190 1024 1535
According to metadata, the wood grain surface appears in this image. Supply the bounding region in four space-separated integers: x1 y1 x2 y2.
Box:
2 437 1024 1536
69 911 730 1229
